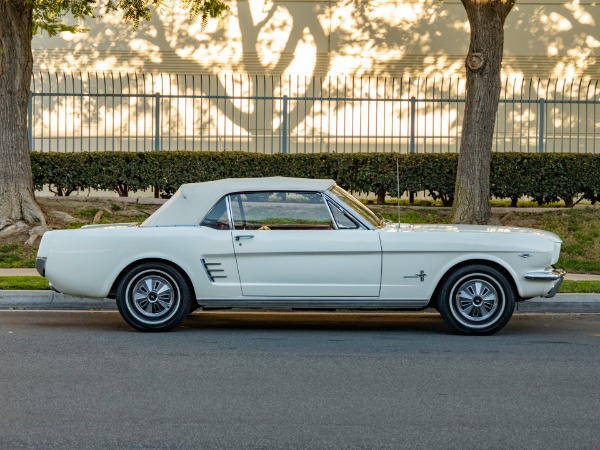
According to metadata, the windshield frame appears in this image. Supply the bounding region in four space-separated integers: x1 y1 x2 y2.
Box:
325 185 387 229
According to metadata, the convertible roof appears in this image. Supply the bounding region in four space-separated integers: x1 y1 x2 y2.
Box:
142 177 336 227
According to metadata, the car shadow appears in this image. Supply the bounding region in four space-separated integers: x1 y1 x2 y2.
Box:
182 310 452 334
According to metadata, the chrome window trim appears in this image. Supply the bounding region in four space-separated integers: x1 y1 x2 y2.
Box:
227 191 334 230
326 199 361 230
199 196 233 230
323 195 339 230
323 191 374 230
225 195 234 230
203 190 374 231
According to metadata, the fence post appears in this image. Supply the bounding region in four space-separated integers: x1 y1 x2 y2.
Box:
409 96 416 154
154 92 161 151
538 98 545 153
281 95 288 154
28 92 33 151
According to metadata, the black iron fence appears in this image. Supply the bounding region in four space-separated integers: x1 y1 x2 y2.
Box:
28 73 599 154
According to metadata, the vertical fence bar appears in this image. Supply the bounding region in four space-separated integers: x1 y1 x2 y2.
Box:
538 98 545 153
409 96 416 153
27 74 600 156
594 80 599 153
281 95 288 154
154 92 161 151
28 92 33 151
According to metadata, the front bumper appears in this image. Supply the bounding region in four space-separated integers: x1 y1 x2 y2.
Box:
524 268 566 298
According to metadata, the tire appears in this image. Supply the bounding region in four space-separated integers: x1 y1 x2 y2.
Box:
437 265 515 335
116 262 193 332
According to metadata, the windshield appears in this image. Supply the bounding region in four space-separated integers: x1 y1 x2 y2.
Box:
328 185 387 229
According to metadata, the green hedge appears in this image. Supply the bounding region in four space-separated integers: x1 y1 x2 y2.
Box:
30 151 600 206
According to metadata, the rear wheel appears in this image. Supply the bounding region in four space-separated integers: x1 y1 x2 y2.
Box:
116 262 192 332
437 265 515 335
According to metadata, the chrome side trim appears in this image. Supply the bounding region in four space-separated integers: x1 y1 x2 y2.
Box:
196 298 430 309
35 257 47 277
200 259 227 283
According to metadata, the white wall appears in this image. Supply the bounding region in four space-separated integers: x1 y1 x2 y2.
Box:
32 0 600 79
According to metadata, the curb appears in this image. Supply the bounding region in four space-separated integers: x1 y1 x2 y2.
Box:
1 291 599 313
513 294 600 313
0 291 117 310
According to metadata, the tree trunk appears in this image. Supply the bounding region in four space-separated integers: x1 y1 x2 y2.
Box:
0 0 45 231
450 0 515 224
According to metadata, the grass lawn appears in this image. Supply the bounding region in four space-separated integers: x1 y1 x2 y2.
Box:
0 243 37 269
0 276 51 290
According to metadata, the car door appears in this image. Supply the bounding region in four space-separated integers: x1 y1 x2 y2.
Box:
230 191 382 297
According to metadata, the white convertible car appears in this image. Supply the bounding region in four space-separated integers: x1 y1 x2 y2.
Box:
36 177 565 335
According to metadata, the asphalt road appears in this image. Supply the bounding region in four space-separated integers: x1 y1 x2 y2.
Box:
1 310 600 449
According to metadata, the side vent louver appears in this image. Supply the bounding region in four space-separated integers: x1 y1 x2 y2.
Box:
201 259 227 282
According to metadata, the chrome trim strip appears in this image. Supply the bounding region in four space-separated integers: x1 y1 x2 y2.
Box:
524 269 566 281
225 195 234 230
323 194 339 230
196 298 430 309
201 259 227 282
322 191 372 230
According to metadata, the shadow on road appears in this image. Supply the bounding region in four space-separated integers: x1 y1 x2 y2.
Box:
183 310 451 334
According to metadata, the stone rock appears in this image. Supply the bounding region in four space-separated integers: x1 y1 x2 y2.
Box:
50 211 86 223
93 210 104 224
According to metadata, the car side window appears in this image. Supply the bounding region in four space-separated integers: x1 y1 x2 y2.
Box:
229 192 334 230
201 198 230 230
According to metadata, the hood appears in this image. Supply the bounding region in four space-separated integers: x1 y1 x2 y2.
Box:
395 223 562 242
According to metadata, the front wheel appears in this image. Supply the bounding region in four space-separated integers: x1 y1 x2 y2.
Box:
116 262 193 332
437 265 515 335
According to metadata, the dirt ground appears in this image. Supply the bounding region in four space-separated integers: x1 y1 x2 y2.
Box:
0 196 162 247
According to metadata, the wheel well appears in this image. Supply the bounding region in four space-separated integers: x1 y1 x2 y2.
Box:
428 259 518 308
109 258 196 300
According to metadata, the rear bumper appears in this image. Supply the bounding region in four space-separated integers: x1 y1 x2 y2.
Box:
35 257 47 277
524 268 566 298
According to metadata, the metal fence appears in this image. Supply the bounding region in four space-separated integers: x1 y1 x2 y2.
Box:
28 73 600 154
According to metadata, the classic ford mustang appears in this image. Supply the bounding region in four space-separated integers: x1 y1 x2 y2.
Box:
36 177 565 334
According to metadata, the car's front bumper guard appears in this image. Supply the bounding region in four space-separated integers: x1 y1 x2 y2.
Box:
36 257 61 293
524 268 566 298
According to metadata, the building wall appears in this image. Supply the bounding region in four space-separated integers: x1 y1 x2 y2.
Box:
32 0 600 79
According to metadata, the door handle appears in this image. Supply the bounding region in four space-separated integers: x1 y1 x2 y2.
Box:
235 235 254 241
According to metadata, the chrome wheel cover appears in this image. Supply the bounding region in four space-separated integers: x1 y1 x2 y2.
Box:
450 274 505 328
126 270 180 325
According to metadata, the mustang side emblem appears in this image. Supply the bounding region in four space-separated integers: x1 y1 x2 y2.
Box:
404 270 427 282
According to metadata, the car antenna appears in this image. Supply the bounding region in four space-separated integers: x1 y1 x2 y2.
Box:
396 157 401 232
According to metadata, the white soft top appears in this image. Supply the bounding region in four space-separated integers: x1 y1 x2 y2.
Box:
142 177 335 227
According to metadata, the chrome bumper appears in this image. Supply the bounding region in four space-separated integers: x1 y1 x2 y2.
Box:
524 268 566 298
35 257 47 277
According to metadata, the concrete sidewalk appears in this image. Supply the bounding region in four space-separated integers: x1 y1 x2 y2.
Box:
0 290 599 313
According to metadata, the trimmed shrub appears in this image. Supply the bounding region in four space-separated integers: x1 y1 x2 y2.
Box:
30 151 600 206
